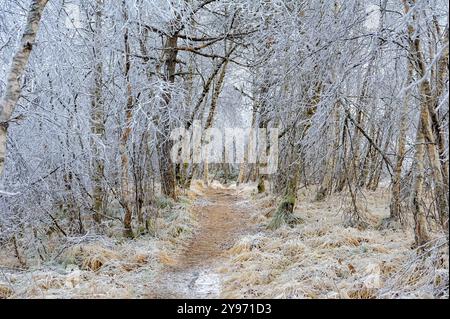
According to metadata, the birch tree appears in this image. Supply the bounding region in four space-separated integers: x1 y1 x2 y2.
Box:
0 0 48 176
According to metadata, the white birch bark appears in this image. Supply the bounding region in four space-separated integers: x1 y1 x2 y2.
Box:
0 0 49 175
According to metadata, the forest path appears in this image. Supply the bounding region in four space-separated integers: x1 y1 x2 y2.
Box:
147 186 255 298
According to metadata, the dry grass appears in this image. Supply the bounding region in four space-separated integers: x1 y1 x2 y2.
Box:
378 236 449 298
1 182 447 299
220 186 448 299
0 283 13 299
0 196 197 299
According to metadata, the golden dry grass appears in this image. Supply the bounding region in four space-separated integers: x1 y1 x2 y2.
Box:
0 195 197 299
1 182 447 299
220 186 448 299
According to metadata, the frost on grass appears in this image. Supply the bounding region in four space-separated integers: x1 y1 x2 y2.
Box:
221 188 449 299
378 236 449 299
0 198 196 299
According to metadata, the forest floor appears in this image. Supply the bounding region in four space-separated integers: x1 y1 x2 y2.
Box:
218 185 448 299
148 181 448 299
0 181 448 299
147 185 256 298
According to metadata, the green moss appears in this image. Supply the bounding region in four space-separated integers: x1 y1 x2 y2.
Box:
178 196 191 207
145 218 158 237
169 225 185 238
267 195 303 230
282 194 296 205
136 225 147 236
155 196 175 209
257 179 265 193
123 227 134 239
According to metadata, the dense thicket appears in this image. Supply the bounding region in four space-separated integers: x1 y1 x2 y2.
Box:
0 0 448 262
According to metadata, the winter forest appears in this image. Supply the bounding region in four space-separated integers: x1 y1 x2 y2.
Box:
0 0 448 299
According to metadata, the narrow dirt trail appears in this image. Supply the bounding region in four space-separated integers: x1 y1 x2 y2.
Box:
148 187 254 299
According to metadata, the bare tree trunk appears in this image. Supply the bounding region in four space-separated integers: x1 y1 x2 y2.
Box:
411 116 431 247
186 50 235 188
0 0 48 176
238 97 258 185
389 61 413 221
335 116 349 193
270 82 321 228
255 72 277 193
351 73 370 185
316 102 341 200
427 25 450 228
186 54 231 130
367 126 392 191
268 139 302 230
203 46 232 185
91 0 105 223
350 2 388 188
403 0 432 245
120 3 135 237
205 62 229 130
429 25 449 187
158 34 178 200
132 129 150 227
359 140 374 188
409 21 449 229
